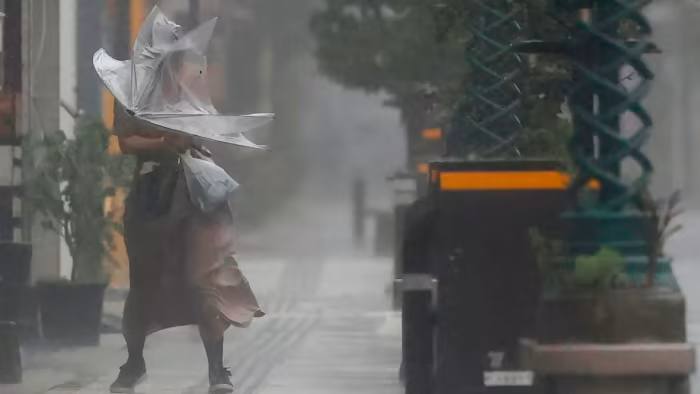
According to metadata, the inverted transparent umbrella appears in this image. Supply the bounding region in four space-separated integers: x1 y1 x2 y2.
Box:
93 6 273 149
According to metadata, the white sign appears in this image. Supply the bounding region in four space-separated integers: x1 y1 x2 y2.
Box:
483 371 534 387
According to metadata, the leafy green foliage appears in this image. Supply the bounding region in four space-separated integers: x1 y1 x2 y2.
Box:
530 229 628 291
529 227 568 288
516 104 573 165
311 0 574 162
573 247 626 289
641 189 683 286
23 122 135 283
311 1 465 96
310 0 466 137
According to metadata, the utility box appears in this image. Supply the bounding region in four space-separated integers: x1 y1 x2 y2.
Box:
402 160 571 394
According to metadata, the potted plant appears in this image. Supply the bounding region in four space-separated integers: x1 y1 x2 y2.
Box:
641 189 683 287
23 121 133 345
528 190 686 344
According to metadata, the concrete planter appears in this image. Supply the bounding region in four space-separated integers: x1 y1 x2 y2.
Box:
536 287 686 343
522 287 694 394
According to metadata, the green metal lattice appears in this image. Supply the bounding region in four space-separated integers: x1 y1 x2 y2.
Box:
447 0 526 158
514 0 667 283
565 0 654 212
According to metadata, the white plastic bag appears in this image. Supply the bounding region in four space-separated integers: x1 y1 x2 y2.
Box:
181 152 239 212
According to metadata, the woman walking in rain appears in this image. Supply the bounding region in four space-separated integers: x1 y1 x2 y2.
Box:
96 7 268 394
109 106 263 394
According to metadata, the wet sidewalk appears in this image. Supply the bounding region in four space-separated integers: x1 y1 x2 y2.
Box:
3 255 403 394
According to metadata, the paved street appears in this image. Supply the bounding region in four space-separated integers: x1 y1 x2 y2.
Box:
6 256 401 394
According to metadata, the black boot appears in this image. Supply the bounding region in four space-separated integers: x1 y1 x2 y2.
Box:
110 358 146 393
208 366 234 393
114 296 147 393
204 338 233 393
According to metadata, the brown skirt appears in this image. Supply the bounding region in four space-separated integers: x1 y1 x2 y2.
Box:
124 160 263 335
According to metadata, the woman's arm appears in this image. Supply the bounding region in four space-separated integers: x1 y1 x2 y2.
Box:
118 132 193 155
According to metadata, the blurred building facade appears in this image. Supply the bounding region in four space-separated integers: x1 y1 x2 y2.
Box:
647 0 700 206
0 0 65 283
